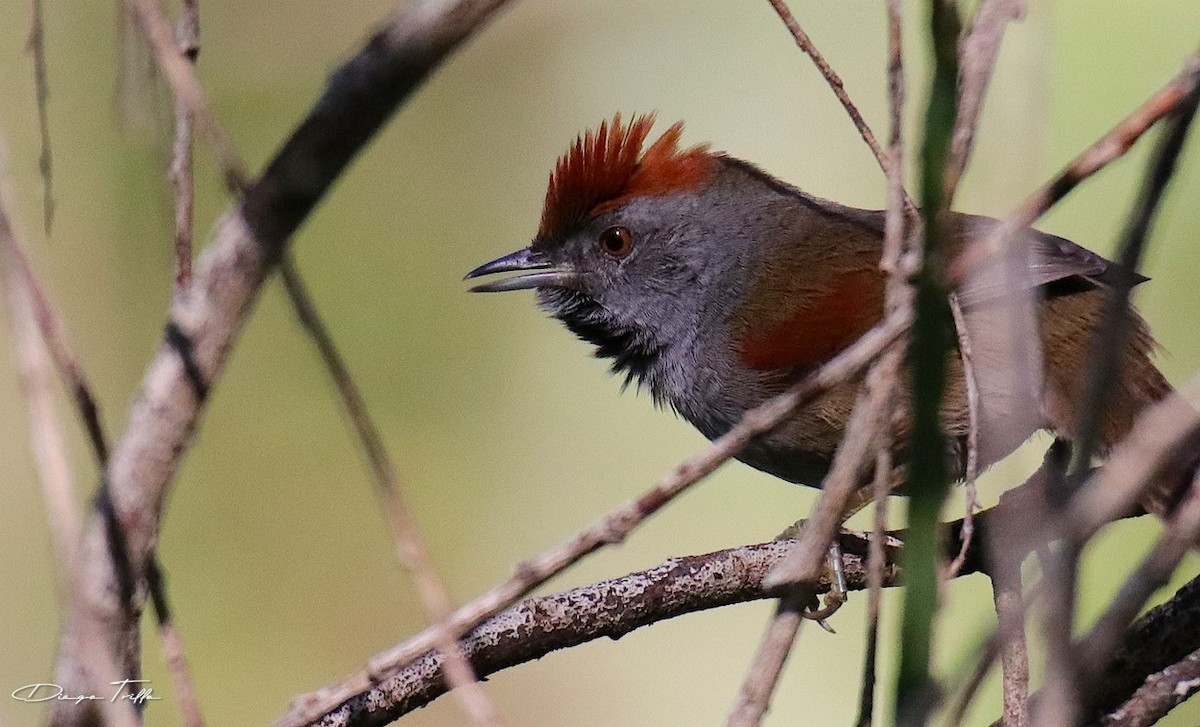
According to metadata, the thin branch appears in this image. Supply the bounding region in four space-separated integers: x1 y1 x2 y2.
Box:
146 564 204 727
0 184 138 727
124 0 510 721
946 293 980 577
274 310 908 727
310 535 913 727
856 7 906 722
765 0 884 164
765 0 919 222
168 0 200 291
130 0 498 721
727 593 808 727
124 0 247 191
304 509 1199 727
51 1 519 722
731 350 899 724
1039 72 1199 726
1077 479 1200 681
279 257 501 726
0 203 107 464
1067 377 1200 543
1095 647 1200 727
1011 574 1200 727
947 448 1061 725
857 446 894 727
951 54 1200 286
947 0 1024 188
26 0 54 233
1070 66 1200 477
0 194 79 605
990 568 1030 727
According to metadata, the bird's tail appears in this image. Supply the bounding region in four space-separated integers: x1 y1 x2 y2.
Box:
1040 287 1194 517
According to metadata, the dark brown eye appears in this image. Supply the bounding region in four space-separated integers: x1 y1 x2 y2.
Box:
598 226 633 258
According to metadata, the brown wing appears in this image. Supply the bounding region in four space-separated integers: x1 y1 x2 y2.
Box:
952 213 1142 307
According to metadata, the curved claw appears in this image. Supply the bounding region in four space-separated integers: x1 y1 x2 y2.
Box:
801 591 847 632
801 541 850 631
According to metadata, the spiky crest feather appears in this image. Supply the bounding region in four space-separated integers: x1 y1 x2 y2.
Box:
536 114 713 245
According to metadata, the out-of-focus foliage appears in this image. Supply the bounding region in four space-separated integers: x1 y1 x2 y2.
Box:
0 1 1197 725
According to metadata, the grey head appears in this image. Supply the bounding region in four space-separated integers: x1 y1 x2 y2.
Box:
465 115 750 404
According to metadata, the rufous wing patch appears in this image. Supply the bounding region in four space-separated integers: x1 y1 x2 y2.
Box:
738 269 885 372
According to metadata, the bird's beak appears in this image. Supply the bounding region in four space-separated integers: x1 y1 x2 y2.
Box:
464 247 577 293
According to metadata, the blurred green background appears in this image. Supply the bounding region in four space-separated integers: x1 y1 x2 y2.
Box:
1 1 1199 725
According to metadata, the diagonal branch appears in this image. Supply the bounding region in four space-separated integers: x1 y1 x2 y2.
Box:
273 309 908 727
278 257 502 726
49 2 519 724
305 503 1197 727
127 1 500 722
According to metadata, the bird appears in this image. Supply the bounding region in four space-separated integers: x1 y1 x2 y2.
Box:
466 113 1182 517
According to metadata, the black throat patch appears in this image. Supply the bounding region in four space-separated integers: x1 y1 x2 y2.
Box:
538 288 664 396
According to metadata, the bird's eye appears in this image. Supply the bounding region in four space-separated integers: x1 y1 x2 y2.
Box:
598 226 634 258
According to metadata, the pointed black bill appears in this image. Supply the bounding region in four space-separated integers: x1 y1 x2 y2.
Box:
465 247 577 292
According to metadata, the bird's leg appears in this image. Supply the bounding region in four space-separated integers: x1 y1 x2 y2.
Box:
799 541 848 631
782 487 888 623
775 490 877 628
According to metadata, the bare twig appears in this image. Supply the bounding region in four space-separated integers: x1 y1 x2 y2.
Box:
947 0 1024 188
310 534 913 727
948 450 1063 726
748 3 924 720
1067 377 1200 542
26 0 54 233
124 0 246 191
168 0 200 291
857 8 907 720
857 446 894 727
765 0 919 222
0 206 107 463
6 142 205 726
303 508 1198 727
1021 573 1200 727
732 352 898 724
274 310 907 727
765 0 883 166
990 570 1030 727
279 258 501 726
942 0 1026 583
0 185 138 727
51 2 519 722
1077 478 1200 681
1038 72 1199 727
130 0 497 720
733 328 907 722
1071 66 1200 476
947 292 980 577
953 368 1200 724
126 0 507 721
145 564 204 727
951 54 1200 285
0 194 79 600
727 593 809 727
1096 647 1200 727
154 6 205 722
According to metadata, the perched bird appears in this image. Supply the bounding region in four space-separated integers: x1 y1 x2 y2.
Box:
467 114 1179 514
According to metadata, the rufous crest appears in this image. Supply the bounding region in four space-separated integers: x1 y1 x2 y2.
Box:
537 113 714 245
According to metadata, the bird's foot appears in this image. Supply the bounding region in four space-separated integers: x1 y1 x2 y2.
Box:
772 525 849 632
799 541 848 631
